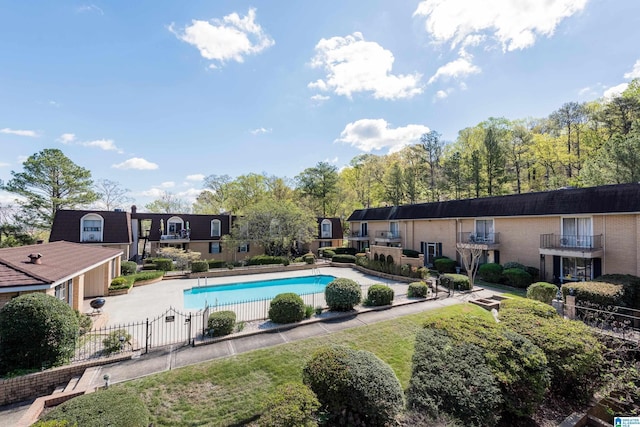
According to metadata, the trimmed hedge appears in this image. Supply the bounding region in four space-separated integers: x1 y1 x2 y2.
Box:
365 284 394 306
131 271 164 283
440 274 471 291
259 382 320 427
321 249 335 258
303 345 404 426
303 253 316 264
408 281 429 298
502 268 533 288
109 276 133 290
208 259 226 269
527 282 558 304
478 263 503 283
334 247 357 255
121 261 137 275
499 298 604 402
503 261 526 270
407 328 502 426
434 257 456 273
207 311 236 337
269 293 305 324
191 260 209 273
325 278 361 311
141 263 157 271
331 254 356 263
594 274 640 308
246 255 290 266
152 258 173 271
424 313 549 417
561 281 624 307
402 249 420 258
40 387 150 427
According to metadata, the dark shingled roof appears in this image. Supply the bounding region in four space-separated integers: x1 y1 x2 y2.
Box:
0 241 123 288
317 218 343 239
50 210 132 244
131 213 232 241
347 183 640 222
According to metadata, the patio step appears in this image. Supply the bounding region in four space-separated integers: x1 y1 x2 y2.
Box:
63 376 81 393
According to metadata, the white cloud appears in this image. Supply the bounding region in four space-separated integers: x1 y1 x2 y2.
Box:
336 119 430 154
57 133 76 144
603 83 628 100
414 0 587 52
310 94 330 102
309 32 422 100
112 157 159 170
186 174 205 182
77 4 104 15
82 139 122 152
435 90 449 100
428 57 481 84
250 127 272 135
324 156 339 164
0 128 39 137
624 59 640 79
160 181 175 188
169 8 274 68
0 162 9 167
49 100 61 108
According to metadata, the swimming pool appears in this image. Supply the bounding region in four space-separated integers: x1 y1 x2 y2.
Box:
183 275 336 309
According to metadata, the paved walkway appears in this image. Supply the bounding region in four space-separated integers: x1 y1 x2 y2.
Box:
1 266 502 426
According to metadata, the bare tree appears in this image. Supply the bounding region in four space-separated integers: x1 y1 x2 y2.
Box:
94 179 134 211
456 244 484 290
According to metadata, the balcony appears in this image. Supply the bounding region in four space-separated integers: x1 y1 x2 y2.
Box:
347 230 369 241
539 234 603 258
374 230 401 244
456 232 500 250
159 229 191 243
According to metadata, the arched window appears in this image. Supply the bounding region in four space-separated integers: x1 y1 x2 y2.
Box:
321 219 332 238
167 216 184 236
80 213 104 242
211 219 221 237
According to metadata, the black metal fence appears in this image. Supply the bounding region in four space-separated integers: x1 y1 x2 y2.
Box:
567 302 640 344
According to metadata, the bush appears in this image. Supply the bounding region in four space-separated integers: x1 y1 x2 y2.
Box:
440 274 470 291
331 254 356 263
32 421 77 427
503 261 526 270
433 257 456 273
524 266 540 282
207 311 237 337
304 305 314 319
191 260 209 273
75 310 92 336
325 278 361 311
130 271 164 283
527 282 559 304
40 387 150 427
108 276 133 291
303 253 316 264
246 255 289 266
502 268 533 288
478 263 503 283
259 382 320 427
303 345 404 426
561 281 624 307
407 329 502 426
102 329 132 354
321 249 335 259
0 293 79 374
141 263 157 270
152 258 173 271
402 249 420 258
408 281 429 298
208 259 226 269
594 274 640 308
365 284 394 306
120 261 137 275
424 313 549 417
269 293 305 324
334 247 357 255
500 298 604 402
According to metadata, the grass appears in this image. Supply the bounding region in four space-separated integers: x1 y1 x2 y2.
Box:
119 303 490 426
474 278 527 297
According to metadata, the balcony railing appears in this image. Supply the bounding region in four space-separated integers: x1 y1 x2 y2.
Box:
374 231 401 240
348 230 369 238
458 232 499 244
160 230 191 241
540 234 602 250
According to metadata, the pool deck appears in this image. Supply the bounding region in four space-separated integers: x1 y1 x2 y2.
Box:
85 266 409 326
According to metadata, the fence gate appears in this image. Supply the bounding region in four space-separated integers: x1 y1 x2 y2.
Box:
145 307 195 352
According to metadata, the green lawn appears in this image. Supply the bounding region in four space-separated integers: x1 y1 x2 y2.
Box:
120 303 491 426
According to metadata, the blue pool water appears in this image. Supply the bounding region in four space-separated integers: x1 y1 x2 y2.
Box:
183 275 336 309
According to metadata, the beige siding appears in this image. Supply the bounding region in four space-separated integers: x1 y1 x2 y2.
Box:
602 214 639 276
412 219 457 258
84 263 108 297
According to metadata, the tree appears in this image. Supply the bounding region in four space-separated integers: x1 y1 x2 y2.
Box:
0 149 98 229
507 124 533 194
456 244 484 290
442 150 463 199
0 204 36 247
0 293 79 373
549 102 587 177
383 161 405 206
93 179 134 211
482 121 508 196
419 130 443 201
193 174 232 214
144 191 191 213
296 162 339 217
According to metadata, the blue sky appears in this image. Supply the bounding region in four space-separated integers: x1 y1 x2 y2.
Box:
1 0 639 209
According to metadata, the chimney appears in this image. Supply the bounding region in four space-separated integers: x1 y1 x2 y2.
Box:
28 253 43 265
131 205 137 214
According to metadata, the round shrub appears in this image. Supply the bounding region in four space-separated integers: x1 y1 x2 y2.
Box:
433 257 456 273
503 261 526 270
594 274 640 308
208 259 226 269
322 249 335 259
152 258 173 271
524 266 540 282
562 281 624 307
366 284 394 306
408 281 429 298
141 263 157 270
40 387 150 427
440 274 470 291
502 268 533 288
269 293 305 324
478 263 503 283
109 276 132 291
120 261 137 275
334 247 357 255
0 293 79 373
207 310 237 337
331 254 356 263
102 329 132 355
303 253 316 264
325 278 362 311
259 382 320 427
400 264 411 277
407 329 502 426
402 249 420 258
190 260 209 273
527 282 559 304
303 345 404 426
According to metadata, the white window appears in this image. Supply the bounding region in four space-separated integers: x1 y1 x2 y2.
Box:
360 222 368 237
562 257 592 281
80 213 104 242
209 242 222 254
474 219 494 243
562 217 592 247
210 219 221 237
321 219 332 238
167 216 184 235
54 279 72 305
390 221 399 238
238 243 250 253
